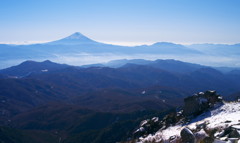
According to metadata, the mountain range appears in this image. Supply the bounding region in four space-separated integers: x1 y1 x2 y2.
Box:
0 32 240 69
1 59 240 142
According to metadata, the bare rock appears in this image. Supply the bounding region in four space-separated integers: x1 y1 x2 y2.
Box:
180 128 196 143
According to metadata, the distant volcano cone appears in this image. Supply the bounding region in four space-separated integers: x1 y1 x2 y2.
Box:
47 32 100 45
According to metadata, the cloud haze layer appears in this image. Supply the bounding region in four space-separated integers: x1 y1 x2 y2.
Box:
1 52 239 69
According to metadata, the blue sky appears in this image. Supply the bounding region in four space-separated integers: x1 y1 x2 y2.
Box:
0 0 240 45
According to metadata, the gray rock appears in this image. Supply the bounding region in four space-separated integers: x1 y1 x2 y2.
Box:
228 129 240 138
180 128 196 143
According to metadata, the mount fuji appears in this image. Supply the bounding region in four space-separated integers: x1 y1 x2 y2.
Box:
47 32 101 45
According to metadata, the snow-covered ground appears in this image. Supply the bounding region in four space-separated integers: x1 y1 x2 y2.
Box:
189 102 240 130
138 102 240 143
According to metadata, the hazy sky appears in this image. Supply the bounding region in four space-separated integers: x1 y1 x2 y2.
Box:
0 0 240 45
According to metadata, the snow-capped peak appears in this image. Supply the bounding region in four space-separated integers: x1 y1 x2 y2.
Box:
46 32 100 45
65 32 87 40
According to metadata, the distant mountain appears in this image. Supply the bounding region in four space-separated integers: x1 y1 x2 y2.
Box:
214 67 240 73
86 59 206 73
1 59 240 96
86 58 240 74
0 60 70 77
130 42 201 55
102 59 152 68
1 33 240 70
148 59 205 73
81 63 105 68
46 32 101 45
0 32 206 69
146 42 201 54
40 33 200 55
187 43 240 56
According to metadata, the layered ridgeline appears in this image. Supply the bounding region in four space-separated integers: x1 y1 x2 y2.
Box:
1 32 240 69
0 59 240 143
129 91 240 143
1 59 240 98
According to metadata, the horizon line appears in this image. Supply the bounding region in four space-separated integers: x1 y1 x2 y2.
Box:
1 40 239 47
0 32 239 46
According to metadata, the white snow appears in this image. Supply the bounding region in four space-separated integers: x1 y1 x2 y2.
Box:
41 69 48 72
138 102 240 142
160 126 182 140
140 120 148 126
232 125 240 130
188 102 240 130
139 126 182 143
199 92 204 95
152 117 159 122
209 90 215 93
135 127 145 133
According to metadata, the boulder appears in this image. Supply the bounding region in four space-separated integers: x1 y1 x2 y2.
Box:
180 128 196 143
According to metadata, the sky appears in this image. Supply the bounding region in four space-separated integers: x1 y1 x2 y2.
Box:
0 0 240 45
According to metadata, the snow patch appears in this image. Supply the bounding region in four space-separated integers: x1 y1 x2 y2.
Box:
140 120 148 127
41 69 48 72
141 91 146 94
188 102 240 130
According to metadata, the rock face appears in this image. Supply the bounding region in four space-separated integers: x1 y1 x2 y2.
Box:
180 127 196 143
183 90 222 116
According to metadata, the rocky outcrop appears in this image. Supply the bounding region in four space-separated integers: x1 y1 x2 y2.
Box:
183 90 223 117
133 117 162 139
129 90 240 143
133 90 223 141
